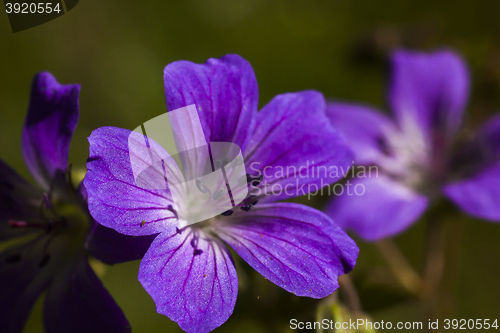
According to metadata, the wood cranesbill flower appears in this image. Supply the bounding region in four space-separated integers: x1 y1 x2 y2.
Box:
0 72 155 333
84 54 359 333
325 49 500 241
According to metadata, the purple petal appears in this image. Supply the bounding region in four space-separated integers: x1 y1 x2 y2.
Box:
444 114 500 221
138 229 238 333
79 181 157 264
325 176 429 241
22 72 80 190
85 127 176 236
44 256 130 333
388 49 469 145
215 203 358 298
243 91 353 202
326 101 398 166
444 164 500 221
164 54 258 152
0 238 52 333
479 114 500 158
448 114 500 177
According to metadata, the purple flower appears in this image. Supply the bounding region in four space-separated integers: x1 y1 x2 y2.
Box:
84 54 359 333
0 72 155 333
325 49 500 241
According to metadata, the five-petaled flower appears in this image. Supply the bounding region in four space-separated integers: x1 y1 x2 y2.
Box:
325 49 500 241
84 54 359 333
0 72 155 333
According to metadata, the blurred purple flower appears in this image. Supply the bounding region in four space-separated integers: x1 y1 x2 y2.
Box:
326 49 500 241
84 54 359 333
0 73 155 333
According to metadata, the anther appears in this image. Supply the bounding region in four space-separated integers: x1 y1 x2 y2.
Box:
230 156 243 168
221 209 233 216
9 219 55 233
244 195 259 206
167 205 178 219
250 174 263 187
213 189 226 201
196 179 208 193
215 158 229 169
190 237 198 249
241 173 264 187
240 205 252 212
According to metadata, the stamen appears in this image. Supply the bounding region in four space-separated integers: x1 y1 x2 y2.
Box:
196 179 209 193
235 195 259 213
229 156 243 169
244 195 259 206
213 189 226 201
167 205 178 219
193 249 203 256
240 205 252 212
240 173 264 187
215 158 229 169
250 174 263 187
221 209 233 216
190 237 198 249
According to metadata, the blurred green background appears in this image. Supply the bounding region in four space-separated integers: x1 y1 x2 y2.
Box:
1 0 500 332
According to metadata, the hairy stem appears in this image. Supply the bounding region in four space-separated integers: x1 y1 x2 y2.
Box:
420 217 446 300
375 238 421 295
338 274 362 315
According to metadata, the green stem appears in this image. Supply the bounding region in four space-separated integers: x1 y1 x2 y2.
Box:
338 274 362 315
375 238 421 295
420 217 446 300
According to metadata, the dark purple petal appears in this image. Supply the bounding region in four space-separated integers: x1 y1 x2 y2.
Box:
86 222 158 264
444 164 500 221
164 54 258 152
388 49 469 146
0 238 52 333
22 72 80 190
0 159 43 241
138 228 238 333
325 176 429 241
85 127 176 236
326 101 398 166
478 114 500 158
243 91 353 202
448 114 500 178
43 256 131 333
215 203 358 298
444 114 500 221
